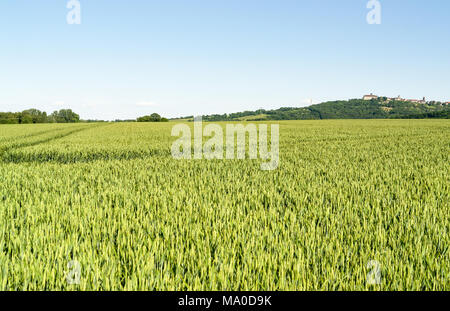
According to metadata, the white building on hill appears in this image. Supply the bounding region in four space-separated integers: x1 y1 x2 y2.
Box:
363 93 378 100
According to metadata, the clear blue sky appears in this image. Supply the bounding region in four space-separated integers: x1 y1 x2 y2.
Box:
0 0 449 120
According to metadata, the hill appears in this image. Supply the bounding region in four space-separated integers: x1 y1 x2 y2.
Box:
178 98 450 121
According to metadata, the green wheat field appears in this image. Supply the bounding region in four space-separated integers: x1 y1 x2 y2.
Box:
0 120 448 290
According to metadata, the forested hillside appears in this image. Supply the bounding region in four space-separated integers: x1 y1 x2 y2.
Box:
177 98 450 121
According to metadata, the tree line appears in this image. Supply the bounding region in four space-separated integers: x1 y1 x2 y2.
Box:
0 109 172 124
0 109 80 124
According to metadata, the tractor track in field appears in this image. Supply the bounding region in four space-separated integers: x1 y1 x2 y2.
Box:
0 126 74 144
0 123 171 164
0 123 111 159
1 148 171 164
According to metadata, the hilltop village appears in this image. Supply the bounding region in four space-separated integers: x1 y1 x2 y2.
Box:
363 94 449 105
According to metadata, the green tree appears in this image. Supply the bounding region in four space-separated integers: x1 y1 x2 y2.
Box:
149 113 162 122
19 114 33 124
22 109 48 123
137 113 166 122
51 109 80 123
